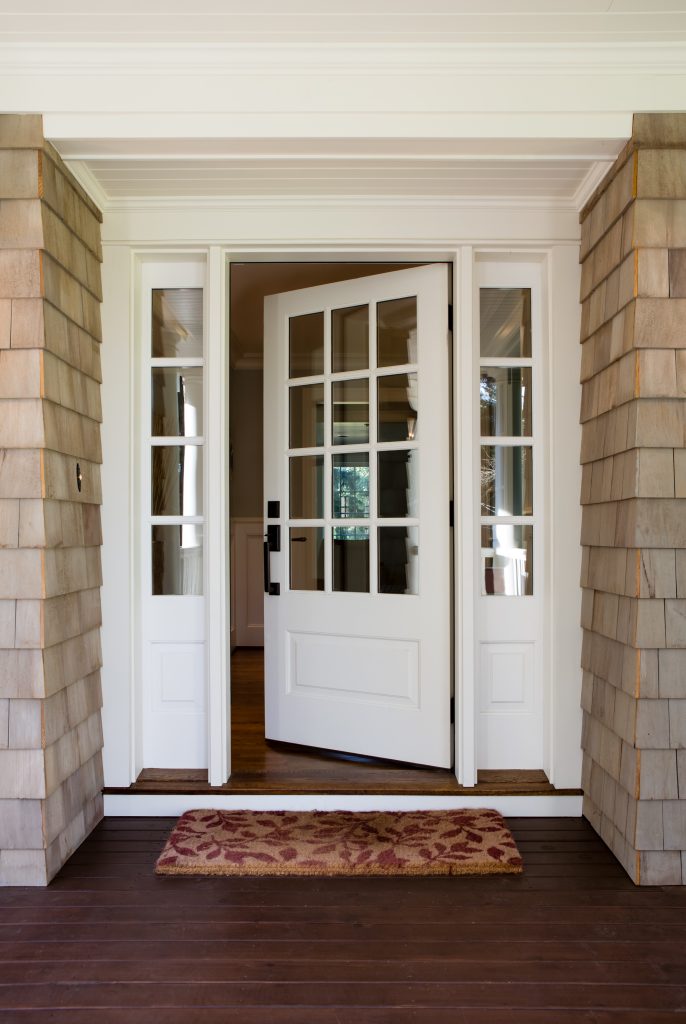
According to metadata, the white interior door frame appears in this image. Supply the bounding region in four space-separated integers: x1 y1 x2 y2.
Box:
223 246 473 784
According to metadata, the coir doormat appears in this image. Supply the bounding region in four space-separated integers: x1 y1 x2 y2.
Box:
155 808 523 877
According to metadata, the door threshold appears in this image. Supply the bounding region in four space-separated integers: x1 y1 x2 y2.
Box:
103 787 583 817
105 767 582 798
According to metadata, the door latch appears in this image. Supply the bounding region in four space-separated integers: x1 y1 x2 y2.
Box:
263 525 281 596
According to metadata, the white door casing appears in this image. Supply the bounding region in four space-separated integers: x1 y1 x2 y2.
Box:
263 264 452 768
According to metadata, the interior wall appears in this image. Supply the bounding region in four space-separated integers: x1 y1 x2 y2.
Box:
229 369 263 518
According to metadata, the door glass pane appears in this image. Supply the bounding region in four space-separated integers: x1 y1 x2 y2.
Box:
152 288 203 358
289 455 324 519
290 527 324 591
378 449 418 518
332 304 368 373
152 445 203 516
480 366 532 437
333 526 369 593
290 383 324 448
481 445 533 517
377 296 417 367
152 367 203 437
379 526 418 595
289 311 324 378
332 378 369 446
480 288 532 358
378 372 418 442
152 525 203 595
481 524 533 596
332 453 369 519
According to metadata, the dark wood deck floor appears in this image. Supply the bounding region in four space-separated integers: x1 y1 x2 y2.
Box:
1 816 685 1021
106 648 580 797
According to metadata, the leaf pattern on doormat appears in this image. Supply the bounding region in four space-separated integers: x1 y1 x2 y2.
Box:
155 808 523 876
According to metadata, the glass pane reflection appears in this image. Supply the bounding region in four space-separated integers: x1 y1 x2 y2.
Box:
332 378 369 445
332 453 369 519
289 312 324 378
152 289 203 359
379 527 418 595
377 296 417 367
333 526 369 593
289 455 324 519
378 449 418 518
480 366 532 437
290 383 324 448
481 446 532 517
152 367 203 437
152 525 203 595
481 524 533 596
152 445 203 516
332 304 368 373
378 372 418 442
480 288 532 358
290 527 324 591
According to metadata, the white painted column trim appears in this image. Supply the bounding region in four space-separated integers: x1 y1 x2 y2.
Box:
206 246 230 784
455 246 477 787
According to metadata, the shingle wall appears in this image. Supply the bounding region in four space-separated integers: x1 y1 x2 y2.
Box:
580 113 686 885
0 114 104 885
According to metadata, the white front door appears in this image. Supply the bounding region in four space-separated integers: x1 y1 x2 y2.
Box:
263 264 452 768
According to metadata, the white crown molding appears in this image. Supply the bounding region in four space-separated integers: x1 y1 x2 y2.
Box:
572 159 616 211
3 40 686 77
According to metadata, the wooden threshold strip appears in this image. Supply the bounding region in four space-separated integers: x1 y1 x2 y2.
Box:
105 768 582 798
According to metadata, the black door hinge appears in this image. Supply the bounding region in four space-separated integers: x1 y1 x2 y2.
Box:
448 304 453 332
449 499 454 528
450 695 455 724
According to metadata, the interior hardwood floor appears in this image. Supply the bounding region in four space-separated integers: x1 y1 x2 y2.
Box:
1 816 684 1023
108 648 580 796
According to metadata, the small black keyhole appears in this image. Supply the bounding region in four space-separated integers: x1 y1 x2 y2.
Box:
76 462 82 493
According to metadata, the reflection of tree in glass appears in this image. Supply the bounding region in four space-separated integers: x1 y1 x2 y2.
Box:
333 464 370 518
480 372 496 436
480 445 496 516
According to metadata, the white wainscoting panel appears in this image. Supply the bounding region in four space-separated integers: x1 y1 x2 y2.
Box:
232 517 264 647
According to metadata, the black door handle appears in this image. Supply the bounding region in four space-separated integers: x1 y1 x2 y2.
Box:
263 535 280 596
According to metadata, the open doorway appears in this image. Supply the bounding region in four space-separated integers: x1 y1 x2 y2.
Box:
228 260 458 792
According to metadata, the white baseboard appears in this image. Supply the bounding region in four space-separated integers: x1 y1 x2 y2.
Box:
104 792 583 817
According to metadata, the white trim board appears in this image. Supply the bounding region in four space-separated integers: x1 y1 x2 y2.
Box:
104 793 583 817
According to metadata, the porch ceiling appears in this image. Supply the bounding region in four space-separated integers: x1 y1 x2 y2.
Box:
60 140 618 207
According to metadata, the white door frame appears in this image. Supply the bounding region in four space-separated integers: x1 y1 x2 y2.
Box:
220 247 471 786
126 244 561 791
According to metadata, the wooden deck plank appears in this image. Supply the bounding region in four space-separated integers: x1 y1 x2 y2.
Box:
0 979 685 1010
